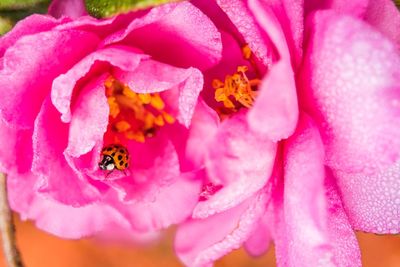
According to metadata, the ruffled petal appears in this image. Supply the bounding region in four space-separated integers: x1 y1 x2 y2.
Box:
364 0 400 46
243 212 271 257
115 59 204 127
300 11 400 174
249 0 304 66
89 135 201 232
175 191 267 267
32 97 101 206
272 115 361 267
7 172 131 239
48 0 88 19
304 0 368 18
66 74 109 157
324 172 362 266
194 113 276 218
0 118 32 173
0 29 99 128
248 60 298 141
102 2 222 71
183 100 220 170
51 45 148 122
113 171 202 232
0 14 67 57
335 160 400 234
217 0 274 67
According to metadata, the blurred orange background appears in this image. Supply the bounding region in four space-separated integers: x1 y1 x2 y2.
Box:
0 215 399 267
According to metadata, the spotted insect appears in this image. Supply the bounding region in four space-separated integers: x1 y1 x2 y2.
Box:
99 144 130 175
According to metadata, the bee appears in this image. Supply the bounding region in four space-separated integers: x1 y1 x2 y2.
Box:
99 144 129 175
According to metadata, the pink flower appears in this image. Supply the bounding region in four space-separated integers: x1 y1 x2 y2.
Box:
175 0 400 266
0 1 223 238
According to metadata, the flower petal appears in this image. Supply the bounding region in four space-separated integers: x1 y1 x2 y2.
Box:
0 14 67 57
271 114 361 267
364 0 400 46
113 171 202 232
335 160 400 234
175 191 267 267
115 59 204 127
65 74 109 157
324 172 362 266
304 0 368 18
248 60 298 141
102 2 222 71
249 0 304 66
0 29 99 128
48 0 88 19
194 113 276 218
7 171 131 239
217 0 274 67
243 212 271 257
51 45 148 122
183 100 220 170
301 11 400 174
0 118 32 173
32 97 101 206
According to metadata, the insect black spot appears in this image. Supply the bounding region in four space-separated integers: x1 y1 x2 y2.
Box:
119 160 124 166
124 163 128 167
119 149 125 153
111 152 116 157
118 155 122 160
107 147 113 151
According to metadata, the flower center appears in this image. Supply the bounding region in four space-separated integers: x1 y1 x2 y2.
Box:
105 77 175 143
212 45 260 117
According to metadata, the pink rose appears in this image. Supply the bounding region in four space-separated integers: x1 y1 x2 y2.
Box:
175 0 400 266
0 1 223 238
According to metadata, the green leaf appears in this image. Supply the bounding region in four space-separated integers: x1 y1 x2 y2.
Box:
0 17 13 35
85 0 179 18
0 0 49 10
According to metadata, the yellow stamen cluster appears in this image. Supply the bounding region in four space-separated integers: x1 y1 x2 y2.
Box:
105 77 175 143
213 65 260 110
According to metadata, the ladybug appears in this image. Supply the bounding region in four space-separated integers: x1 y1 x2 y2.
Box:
99 144 130 174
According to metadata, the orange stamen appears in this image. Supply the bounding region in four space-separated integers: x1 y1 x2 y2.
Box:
213 65 260 110
105 77 175 142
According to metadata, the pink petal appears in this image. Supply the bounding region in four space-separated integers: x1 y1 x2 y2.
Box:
183 100 220 170
32 97 101 206
194 113 276 218
175 191 267 267
248 60 298 141
279 115 328 266
217 0 274 67
115 59 204 127
301 11 400 174
364 0 400 47
91 137 201 232
0 118 32 173
102 2 222 71
100 136 181 201
249 0 304 66
243 212 271 257
113 171 202 232
51 45 148 123
304 0 368 18
335 161 400 234
0 29 99 128
7 171 131 239
0 14 67 57
48 0 88 19
272 114 361 266
324 172 362 266
66 74 109 157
